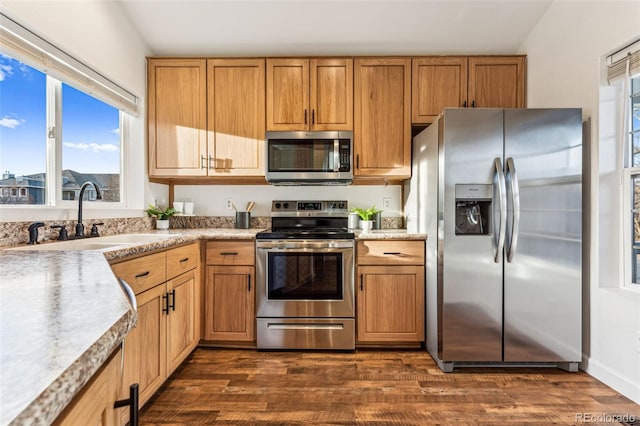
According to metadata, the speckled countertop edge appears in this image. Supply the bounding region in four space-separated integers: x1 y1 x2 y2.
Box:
1 227 424 425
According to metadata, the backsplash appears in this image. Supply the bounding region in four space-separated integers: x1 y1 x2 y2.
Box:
0 216 403 247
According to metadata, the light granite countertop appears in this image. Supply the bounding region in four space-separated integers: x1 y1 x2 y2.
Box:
0 227 423 425
0 228 262 426
354 229 427 240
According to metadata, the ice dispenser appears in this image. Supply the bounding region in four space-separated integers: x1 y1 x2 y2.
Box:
455 184 492 235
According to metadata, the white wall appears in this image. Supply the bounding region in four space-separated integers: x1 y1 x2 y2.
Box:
520 0 640 404
0 1 152 222
173 184 403 217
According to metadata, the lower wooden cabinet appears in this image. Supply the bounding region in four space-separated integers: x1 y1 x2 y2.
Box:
53 347 123 426
357 265 425 342
111 242 201 422
356 240 425 344
204 240 255 343
205 265 254 341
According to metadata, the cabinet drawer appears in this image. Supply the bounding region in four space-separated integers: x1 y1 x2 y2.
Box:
206 241 255 265
167 242 200 279
110 251 167 294
357 240 425 265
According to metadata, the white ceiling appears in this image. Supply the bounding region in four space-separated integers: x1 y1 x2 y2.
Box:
117 0 553 57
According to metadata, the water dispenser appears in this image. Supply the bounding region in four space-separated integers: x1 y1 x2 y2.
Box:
455 184 492 235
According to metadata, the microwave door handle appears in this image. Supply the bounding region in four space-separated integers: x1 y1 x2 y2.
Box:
333 139 340 172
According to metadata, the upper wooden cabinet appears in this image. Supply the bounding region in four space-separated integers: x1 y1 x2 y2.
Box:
354 58 411 179
266 58 353 131
207 59 265 176
411 56 526 124
148 59 207 177
148 58 265 178
412 57 468 124
468 56 525 109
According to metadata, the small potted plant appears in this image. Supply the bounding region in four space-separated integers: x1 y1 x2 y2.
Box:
351 206 382 233
145 204 176 230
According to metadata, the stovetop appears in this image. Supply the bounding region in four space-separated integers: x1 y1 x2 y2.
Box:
257 200 354 240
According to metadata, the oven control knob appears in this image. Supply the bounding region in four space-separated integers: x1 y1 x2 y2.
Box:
275 202 281 209
283 202 289 209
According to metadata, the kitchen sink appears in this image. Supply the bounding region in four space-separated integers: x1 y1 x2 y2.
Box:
7 233 176 251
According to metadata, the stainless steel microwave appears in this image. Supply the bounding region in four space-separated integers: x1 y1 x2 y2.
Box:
265 131 353 185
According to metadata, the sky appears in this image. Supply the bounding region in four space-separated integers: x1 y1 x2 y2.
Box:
0 54 120 176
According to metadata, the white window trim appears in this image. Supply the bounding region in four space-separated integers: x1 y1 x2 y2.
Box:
622 168 640 292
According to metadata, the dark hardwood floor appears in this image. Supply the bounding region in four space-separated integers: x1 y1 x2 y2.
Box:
140 348 640 425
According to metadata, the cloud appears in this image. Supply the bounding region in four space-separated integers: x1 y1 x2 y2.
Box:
0 64 14 82
63 142 119 153
110 128 120 136
0 116 25 129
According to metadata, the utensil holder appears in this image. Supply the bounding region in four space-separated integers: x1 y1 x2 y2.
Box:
235 211 250 229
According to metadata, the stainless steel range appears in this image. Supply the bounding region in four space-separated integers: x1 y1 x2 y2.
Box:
255 200 355 350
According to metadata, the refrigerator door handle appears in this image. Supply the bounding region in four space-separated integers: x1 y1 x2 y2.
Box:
494 157 507 263
506 157 520 262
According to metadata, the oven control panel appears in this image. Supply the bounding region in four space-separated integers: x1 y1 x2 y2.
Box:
271 200 348 216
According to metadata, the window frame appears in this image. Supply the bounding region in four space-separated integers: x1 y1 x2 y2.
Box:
0 66 127 210
623 73 640 291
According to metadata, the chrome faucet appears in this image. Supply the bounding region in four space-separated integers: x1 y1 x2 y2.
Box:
75 182 102 237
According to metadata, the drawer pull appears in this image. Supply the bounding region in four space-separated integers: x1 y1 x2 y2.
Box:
360 274 364 291
114 383 139 426
220 252 238 256
162 293 170 314
134 271 150 278
248 274 251 292
383 252 402 255
179 257 189 263
169 289 176 311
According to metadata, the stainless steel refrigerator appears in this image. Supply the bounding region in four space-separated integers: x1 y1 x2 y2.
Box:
406 108 582 372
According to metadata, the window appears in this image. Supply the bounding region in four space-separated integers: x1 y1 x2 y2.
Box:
0 54 122 205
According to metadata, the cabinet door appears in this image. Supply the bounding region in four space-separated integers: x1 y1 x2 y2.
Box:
266 58 309 131
357 265 425 342
120 284 167 418
412 57 468 124
167 269 199 373
354 58 411 178
205 265 255 341
468 56 525 108
148 59 208 177
207 59 266 175
54 348 121 426
310 58 353 131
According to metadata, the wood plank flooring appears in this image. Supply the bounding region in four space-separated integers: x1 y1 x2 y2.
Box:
140 348 640 425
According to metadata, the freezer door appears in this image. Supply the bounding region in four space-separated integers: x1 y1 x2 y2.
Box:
503 108 582 362
440 108 504 362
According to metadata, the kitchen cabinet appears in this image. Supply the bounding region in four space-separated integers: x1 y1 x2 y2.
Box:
354 58 411 179
148 58 207 177
266 58 353 131
204 240 255 342
468 56 525 109
412 56 526 124
207 59 265 176
53 347 123 426
110 242 200 420
356 240 425 344
148 58 265 178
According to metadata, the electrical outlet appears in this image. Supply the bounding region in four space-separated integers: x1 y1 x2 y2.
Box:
225 198 233 210
383 197 392 209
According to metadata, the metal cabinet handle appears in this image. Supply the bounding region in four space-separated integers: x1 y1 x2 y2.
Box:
359 274 364 291
506 157 520 262
200 155 207 170
463 100 467 108
134 271 150 279
312 109 315 125
356 154 360 170
383 252 402 255
208 154 214 169
494 158 507 263
471 100 476 108
248 274 251 292
220 252 238 256
179 257 189 263
162 293 170 314
304 109 308 125
114 383 139 426
169 289 176 311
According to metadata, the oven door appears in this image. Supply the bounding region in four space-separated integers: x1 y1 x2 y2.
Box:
256 239 355 318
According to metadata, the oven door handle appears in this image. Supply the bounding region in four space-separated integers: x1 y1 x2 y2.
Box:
257 242 354 250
